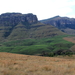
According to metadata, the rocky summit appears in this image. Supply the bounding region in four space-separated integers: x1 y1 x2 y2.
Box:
1 13 38 24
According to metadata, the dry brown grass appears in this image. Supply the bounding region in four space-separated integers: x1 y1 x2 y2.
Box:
0 52 75 75
63 37 75 52
63 37 75 43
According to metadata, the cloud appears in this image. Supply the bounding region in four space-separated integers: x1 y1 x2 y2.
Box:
0 0 75 20
38 0 75 20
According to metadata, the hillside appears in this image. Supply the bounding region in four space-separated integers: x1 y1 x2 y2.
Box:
7 22 65 41
0 35 73 56
0 52 75 75
41 16 75 35
0 13 65 42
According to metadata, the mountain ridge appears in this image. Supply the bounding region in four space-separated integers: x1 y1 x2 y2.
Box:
40 16 75 35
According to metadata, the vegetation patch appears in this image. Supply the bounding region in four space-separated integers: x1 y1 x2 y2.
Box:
0 35 74 56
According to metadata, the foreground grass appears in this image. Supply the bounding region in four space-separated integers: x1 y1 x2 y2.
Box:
0 35 74 56
0 52 75 75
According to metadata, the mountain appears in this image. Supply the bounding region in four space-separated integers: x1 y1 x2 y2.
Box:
41 16 75 35
0 13 65 42
0 13 38 41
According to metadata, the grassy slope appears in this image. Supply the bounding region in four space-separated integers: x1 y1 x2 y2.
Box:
0 52 75 75
0 35 74 55
6 22 65 41
61 28 75 35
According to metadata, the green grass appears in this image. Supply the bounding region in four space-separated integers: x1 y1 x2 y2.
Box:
0 35 74 56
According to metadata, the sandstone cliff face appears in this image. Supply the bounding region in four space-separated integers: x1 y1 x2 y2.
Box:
0 13 38 40
0 13 38 25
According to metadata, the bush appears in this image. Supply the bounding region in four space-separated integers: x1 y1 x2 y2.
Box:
54 49 73 56
48 52 55 57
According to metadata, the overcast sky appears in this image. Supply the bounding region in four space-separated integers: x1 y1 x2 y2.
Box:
0 0 75 20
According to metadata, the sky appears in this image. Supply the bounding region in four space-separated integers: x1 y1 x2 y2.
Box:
0 0 75 20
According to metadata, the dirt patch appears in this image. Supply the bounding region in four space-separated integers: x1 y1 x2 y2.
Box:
63 37 75 43
63 37 75 52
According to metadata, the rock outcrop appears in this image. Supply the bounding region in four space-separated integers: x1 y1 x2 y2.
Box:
0 13 38 25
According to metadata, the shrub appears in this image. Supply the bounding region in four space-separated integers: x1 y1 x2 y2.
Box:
48 52 55 57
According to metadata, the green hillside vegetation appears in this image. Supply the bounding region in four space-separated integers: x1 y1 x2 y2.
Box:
5 22 65 41
0 22 65 42
0 35 74 56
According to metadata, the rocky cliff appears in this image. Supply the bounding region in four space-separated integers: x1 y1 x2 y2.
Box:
0 13 38 39
0 13 38 25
